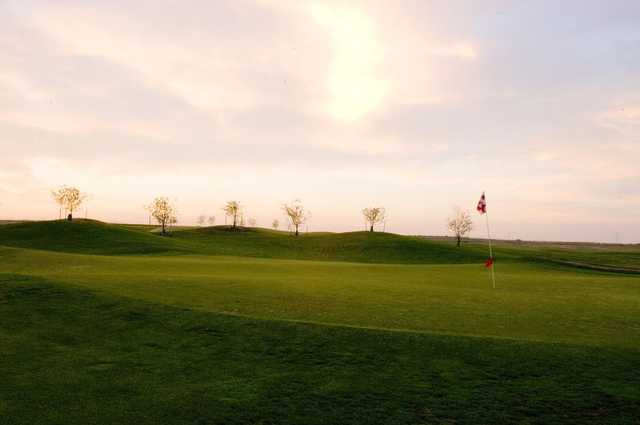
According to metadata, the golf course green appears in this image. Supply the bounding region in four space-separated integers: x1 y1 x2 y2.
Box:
1 220 639 424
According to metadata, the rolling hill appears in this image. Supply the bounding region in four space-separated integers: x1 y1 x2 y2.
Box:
0 220 487 263
0 219 185 255
1 220 638 272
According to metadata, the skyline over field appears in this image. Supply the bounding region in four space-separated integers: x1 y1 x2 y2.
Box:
1 0 639 242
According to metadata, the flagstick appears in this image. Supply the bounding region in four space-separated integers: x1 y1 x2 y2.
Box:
485 211 496 289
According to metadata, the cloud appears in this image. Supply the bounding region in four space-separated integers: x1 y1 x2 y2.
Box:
598 105 640 134
1 0 639 241
26 6 256 112
0 70 48 102
428 43 478 60
309 2 388 121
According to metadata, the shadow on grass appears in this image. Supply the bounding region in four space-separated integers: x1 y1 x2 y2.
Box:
1 274 639 424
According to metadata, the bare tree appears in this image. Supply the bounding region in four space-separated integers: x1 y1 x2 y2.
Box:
168 215 178 229
51 186 87 221
223 201 242 228
272 219 279 230
362 207 386 232
146 197 177 235
248 217 257 227
447 207 473 247
197 215 206 226
282 199 310 236
207 216 216 226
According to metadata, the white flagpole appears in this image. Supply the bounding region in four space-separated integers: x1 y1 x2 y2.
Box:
485 205 496 289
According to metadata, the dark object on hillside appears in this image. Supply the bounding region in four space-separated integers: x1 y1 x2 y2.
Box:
67 214 72 221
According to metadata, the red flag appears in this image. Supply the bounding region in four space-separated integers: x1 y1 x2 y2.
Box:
477 192 486 214
485 257 494 268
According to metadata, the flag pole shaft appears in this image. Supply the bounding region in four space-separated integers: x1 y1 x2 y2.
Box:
485 211 496 289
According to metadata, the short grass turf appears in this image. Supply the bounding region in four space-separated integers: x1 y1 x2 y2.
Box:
1 275 638 425
2 248 639 349
1 220 639 424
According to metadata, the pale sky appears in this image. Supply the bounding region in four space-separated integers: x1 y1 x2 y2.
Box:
1 0 639 242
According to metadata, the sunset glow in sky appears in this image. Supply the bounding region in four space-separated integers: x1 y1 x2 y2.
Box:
2 0 639 242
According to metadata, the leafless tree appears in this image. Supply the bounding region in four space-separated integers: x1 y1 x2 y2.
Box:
169 215 178 229
207 216 216 226
51 186 87 221
272 219 279 230
447 207 473 247
146 197 177 235
362 207 386 232
223 201 242 228
197 215 206 226
282 199 310 236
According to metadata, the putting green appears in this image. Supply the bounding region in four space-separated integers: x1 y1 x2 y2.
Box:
1 245 638 349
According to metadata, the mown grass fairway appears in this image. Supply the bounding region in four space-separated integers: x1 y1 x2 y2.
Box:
1 220 639 424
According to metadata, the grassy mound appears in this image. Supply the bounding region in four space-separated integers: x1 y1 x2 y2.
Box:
172 226 489 264
0 221 488 264
0 220 183 255
1 221 638 270
170 226 640 270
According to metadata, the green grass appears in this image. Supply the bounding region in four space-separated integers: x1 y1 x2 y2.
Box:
0 220 489 263
2 247 638 349
1 220 638 269
0 220 187 255
1 220 639 424
172 226 491 264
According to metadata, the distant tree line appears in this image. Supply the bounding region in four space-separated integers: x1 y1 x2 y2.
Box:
51 185 475 244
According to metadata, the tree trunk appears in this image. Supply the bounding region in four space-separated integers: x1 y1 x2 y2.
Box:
370 225 374 232
295 225 299 236
233 215 237 228
67 213 73 221
161 220 166 235
456 235 461 247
